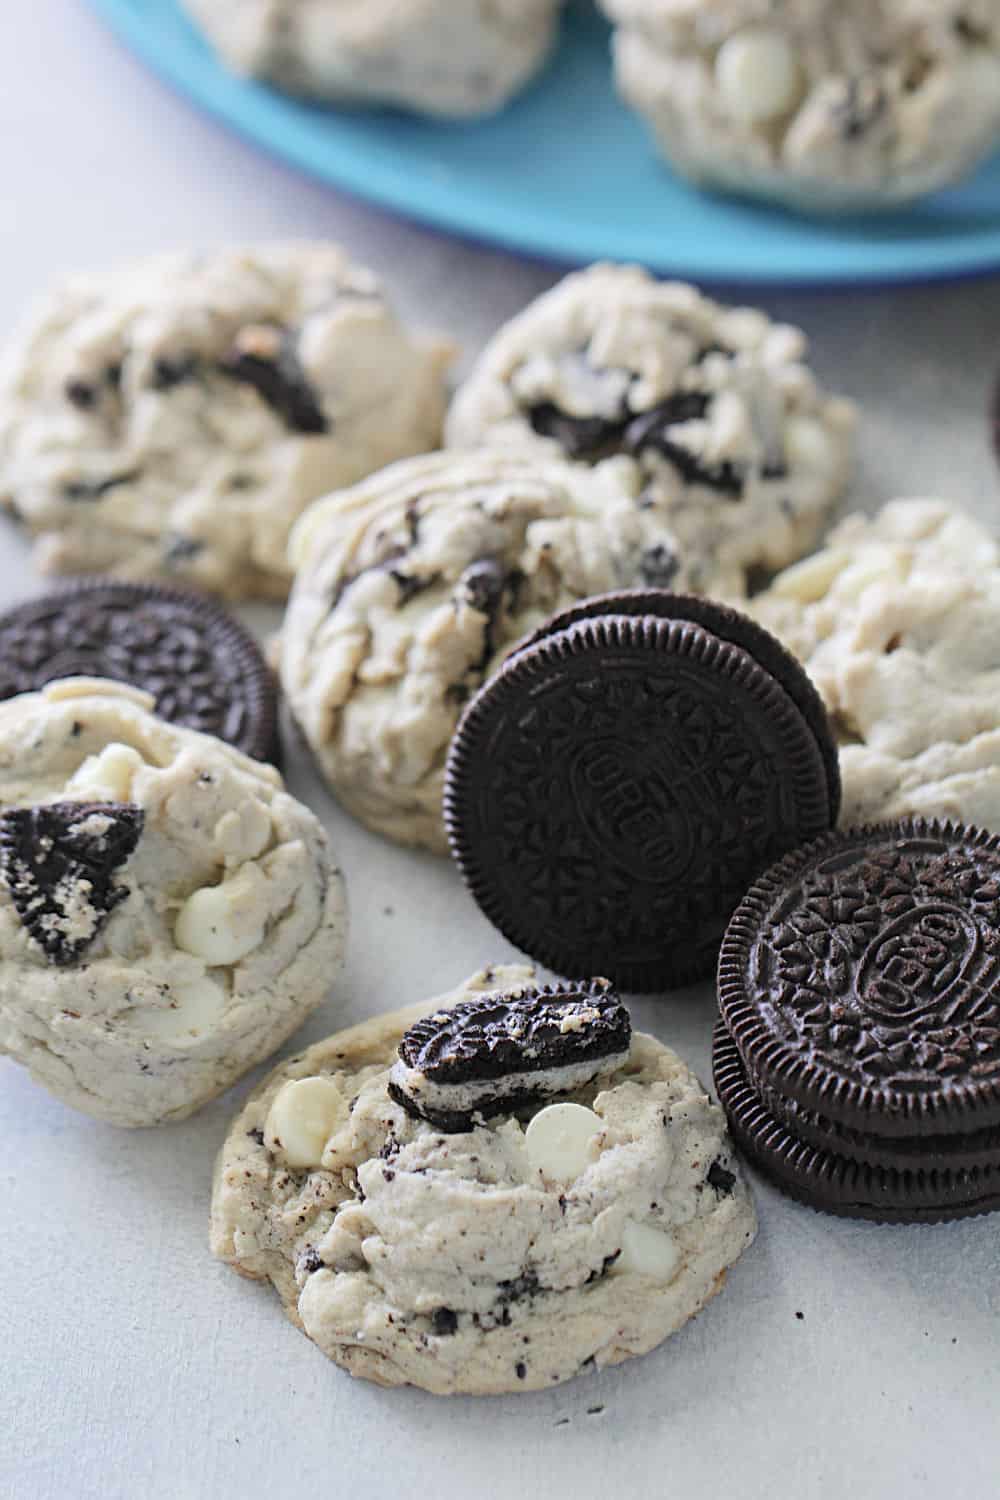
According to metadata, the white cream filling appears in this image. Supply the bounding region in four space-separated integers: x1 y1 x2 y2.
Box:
388 1046 630 1120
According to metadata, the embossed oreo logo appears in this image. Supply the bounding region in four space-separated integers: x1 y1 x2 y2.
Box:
857 904 978 1024
569 737 695 883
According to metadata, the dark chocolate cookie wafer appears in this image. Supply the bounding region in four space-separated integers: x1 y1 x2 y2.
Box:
0 581 278 762
511 590 840 823
388 979 631 1131
445 612 833 991
753 1065 1000 1173
713 1023 1000 1223
718 819 1000 1139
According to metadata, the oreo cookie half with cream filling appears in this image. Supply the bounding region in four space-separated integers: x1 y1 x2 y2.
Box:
387 979 632 1131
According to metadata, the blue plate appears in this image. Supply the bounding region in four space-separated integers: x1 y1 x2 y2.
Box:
88 0 1000 287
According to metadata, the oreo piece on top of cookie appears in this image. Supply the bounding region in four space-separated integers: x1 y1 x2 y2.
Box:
0 800 144 965
444 592 836 992
715 819 1000 1222
387 979 631 1131
0 580 279 763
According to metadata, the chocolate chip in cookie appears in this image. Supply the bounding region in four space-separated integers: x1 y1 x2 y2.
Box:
387 979 631 1131
0 801 144 965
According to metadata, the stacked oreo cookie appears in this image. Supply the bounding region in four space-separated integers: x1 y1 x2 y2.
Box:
445 591 839 992
715 821 1000 1222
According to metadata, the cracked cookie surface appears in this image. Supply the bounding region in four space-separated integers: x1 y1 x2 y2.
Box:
0 679 347 1125
181 0 562 117
751 498 1000 831
279 447 702 851
602 0 1000 212
210 964 756 1396
447 264 855 600
0 243 452 599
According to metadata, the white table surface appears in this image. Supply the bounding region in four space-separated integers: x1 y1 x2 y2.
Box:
3 6 1000 1499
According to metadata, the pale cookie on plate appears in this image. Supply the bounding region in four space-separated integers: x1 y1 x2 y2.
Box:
602 0 1000 213
0 679 347 1126
0 243 453 600
210 964 756 1396
447 264 856 598
751 498 1000 830
280 447 700 852
182 0 562 117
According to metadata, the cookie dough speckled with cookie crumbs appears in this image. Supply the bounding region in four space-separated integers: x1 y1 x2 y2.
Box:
182 0 563 117
447 264 856 598
0 243 453 600
280 448 701 851
751 498 1000 831
0 679 347 1125
601 0 1000 212
210 965 756 1396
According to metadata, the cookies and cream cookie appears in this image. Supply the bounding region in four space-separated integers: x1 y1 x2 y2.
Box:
751 498 1000 830
447 265 856 598
0 243 453 600
279 447 722 852
210 964 757 1396
182 0 562 117
0 679 347 1126
602 0 1000 213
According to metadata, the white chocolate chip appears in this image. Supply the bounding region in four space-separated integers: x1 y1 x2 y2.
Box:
128 974 226 1040
174 863 268 965
266 1076 348 1168
770 546 849 603
66 742 145 802
523 1102 602 1182
784 414 839 475
715 28 802 125
612 1220 682 1282
213 799 272 862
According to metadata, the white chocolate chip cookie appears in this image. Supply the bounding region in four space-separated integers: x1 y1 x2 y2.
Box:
751 498 1000 830
602 0 1000 212
279 447 704 852
0 243 453 600
210 965 756 1396
447 264 856 598
182 0 562 117
0 680 347 1126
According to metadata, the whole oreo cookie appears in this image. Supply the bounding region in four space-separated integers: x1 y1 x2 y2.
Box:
718 820 1000 1139
445 606 833 991
712 1024 1000 1223
511 590 840 824
0 581 279 762
388 979 631 1131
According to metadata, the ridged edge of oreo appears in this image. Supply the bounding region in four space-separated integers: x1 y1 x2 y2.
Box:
509 588 841 823
0 578 280 763
717 818 1000 1139
712 1022 1000 1224
756 1069 1000 1173
444 613 833 993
